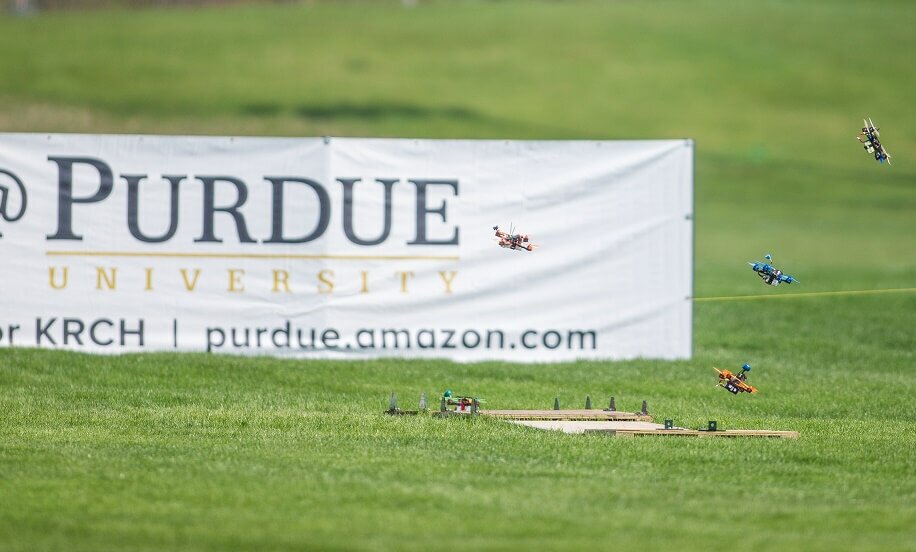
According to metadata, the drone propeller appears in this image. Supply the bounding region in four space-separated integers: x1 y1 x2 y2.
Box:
764 254 772 261
870 118 879 137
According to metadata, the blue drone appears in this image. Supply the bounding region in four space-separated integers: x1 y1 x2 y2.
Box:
749 254 797 286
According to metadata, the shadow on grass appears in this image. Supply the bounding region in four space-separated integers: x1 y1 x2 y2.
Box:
239 101 597 139
241 101 490 123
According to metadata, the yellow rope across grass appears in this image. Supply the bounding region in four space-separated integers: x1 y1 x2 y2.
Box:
693 287 916 302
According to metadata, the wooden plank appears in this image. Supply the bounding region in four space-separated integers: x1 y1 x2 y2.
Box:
586 428 799 439
480 409 653 422
508 420 664 433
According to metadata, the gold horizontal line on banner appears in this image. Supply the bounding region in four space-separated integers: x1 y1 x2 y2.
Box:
45 250 460 262
693 287 916 302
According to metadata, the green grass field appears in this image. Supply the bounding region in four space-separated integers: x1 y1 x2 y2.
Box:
1 1 915 550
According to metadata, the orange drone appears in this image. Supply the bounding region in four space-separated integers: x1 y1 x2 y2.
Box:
714 364 758 395
493 224 536 252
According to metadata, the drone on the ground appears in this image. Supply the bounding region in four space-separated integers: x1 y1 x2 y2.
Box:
442 390 484 414
714 364 758 395
749 254 797 286
493 224 536 252
857 118 891 165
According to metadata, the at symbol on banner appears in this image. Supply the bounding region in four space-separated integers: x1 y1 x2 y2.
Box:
0 169 27 237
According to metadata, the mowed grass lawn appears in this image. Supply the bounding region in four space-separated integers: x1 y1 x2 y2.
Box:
1 1 915 550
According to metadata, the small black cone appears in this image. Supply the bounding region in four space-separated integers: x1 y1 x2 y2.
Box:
641 400 648 415
609 397 616 411
585 395 592 409
389 393 398 411
554 397 560 410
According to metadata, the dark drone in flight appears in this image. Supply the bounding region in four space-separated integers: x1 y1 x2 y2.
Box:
857 118 891 165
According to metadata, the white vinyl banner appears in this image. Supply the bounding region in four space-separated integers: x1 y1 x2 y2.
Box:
0 134 692 361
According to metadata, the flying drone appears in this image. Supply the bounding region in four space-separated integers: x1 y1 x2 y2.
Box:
749 254 797 286
857 118 891 165
714 363 758 395
493 224 536 252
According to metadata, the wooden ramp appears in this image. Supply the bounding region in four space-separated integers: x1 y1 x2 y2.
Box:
508 420 798 439
481 409 653 422
596 428 799 439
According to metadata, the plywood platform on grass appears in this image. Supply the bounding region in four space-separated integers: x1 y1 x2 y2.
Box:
481 409 653 422
508 420 663 433
507 420 798 439
588 428 799 439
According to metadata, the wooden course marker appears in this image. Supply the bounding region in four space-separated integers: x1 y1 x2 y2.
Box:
480 409 653 422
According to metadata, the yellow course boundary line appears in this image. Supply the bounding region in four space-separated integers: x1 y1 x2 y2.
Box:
693 287 916 302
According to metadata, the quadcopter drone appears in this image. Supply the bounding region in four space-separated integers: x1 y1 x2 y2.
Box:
749 254 797 286
857 118 891 165
493 224 536 252
714 363 758 395
441 389 484 414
